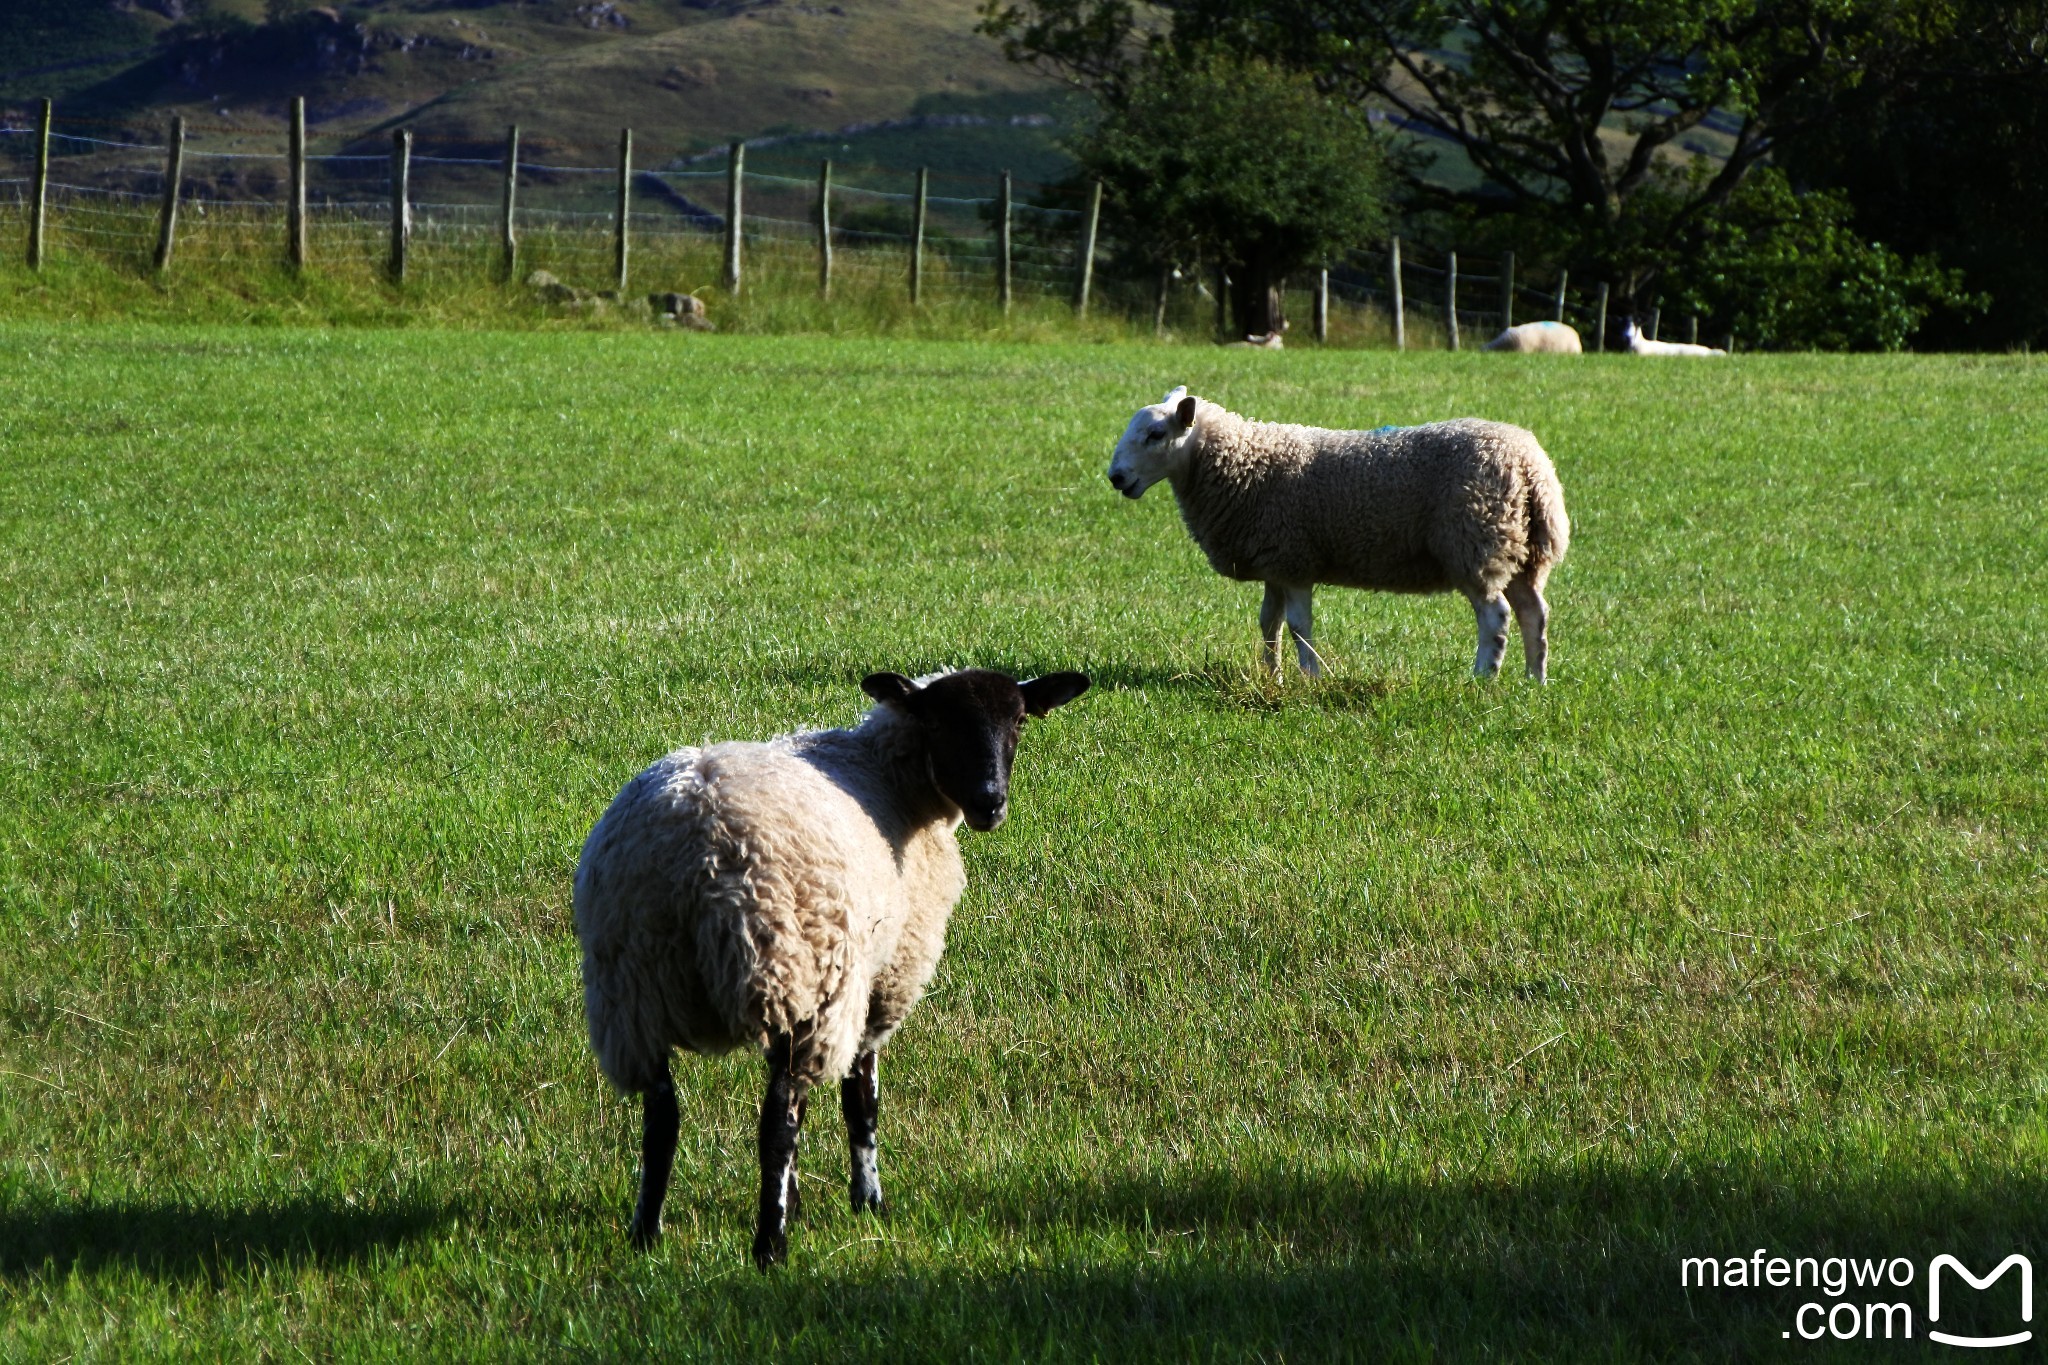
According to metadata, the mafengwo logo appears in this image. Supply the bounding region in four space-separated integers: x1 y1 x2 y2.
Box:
1928 1256 2033 1349
1680 1250 2032 1345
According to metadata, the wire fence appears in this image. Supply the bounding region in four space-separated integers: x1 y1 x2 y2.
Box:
1 105 1712 347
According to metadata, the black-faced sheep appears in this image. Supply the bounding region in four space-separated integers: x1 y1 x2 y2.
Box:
1107 388 1570 681
573 668 1090 1268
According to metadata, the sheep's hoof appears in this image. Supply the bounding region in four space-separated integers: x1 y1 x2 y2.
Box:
627 1215 662 1250
752 1228 788 1271
849 1188 886 1217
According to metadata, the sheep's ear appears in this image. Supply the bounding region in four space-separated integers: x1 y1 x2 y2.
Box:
861 672 920 706
1019 672 1090 716
1172 395 1197 431
1162 384 1188 405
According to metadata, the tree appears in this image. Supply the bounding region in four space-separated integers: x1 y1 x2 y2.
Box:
1775 0 2048 348
1658 168 1981 350
982 0 1948 302
1071 55 1389 337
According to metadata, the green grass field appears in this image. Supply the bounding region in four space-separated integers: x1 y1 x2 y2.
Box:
1 328 2043 1360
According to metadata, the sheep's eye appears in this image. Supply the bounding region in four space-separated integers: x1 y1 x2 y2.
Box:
1147 425 1166 441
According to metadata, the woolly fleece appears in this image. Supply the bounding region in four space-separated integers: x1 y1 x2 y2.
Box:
574 704 965 1094
1144 398 1570 599
1484 321 1584 353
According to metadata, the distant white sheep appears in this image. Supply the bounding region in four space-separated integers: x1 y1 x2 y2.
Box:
1484 320 1583 353
1108 388 1570 681
574 668 1090 1268
1622 317 1726 356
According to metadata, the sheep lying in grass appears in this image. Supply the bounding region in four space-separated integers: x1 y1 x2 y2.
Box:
1484 320 1583 353
574 668 1090 1269
1107 388 1570 681
1621 317 1726 356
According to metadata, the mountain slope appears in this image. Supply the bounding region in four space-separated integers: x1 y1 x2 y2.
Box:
3 0 1075 181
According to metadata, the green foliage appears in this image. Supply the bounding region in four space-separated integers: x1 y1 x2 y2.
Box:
1661 168 1982 351
1072 54 1387 275
2 328 2045 1356
984 0 1964 305
1775 0 2048 349
1068 54 1387 335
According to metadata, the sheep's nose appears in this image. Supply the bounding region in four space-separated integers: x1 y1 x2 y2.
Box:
966 802 1008 832
1108 469 1128 491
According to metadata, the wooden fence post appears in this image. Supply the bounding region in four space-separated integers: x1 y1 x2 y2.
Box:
1445 250 1459 351
387 127 410 283
722 140 743 295
997 170 1012 314
27 97 51 270
153 115 185 274
816 159 832 298
910 165 927 305
613 127 632 292
1389 236 1404 351
1314 266 1329 344
288 96 307 272
1214 261 1228 339
1500 249 1515 329
1554 270 1568 323
1646 305 1660 341
1153 263 1170 336
499 125 519 283
1724 332 1736 354
1688 315 1699 346
1594 281 1609 351
1075 179 1101 316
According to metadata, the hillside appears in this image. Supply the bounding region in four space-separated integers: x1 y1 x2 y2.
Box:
0 0 1079 184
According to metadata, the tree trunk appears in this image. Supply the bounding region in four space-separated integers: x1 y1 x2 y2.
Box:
1228 247 1286 339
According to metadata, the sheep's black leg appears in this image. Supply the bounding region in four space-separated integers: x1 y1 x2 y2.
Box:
753 1032 809 1270
627 1062 679 1249
785 1091 808 1222
842 1050 884 1214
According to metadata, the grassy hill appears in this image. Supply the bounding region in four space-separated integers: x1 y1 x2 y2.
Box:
1 0 1079 188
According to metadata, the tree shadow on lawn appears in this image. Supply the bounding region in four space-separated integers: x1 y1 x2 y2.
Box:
758 657 1407 713
0 1193 452 1282
684 1160 2046 1361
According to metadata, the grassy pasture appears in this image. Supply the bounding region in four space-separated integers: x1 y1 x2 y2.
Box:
0 328 2043 1360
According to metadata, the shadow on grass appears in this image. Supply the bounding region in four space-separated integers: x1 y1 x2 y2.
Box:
646 1161 2047 1361
0 1194 451 1281
756 657 1412 713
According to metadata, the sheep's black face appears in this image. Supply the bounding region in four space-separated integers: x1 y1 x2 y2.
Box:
861 669 1091 831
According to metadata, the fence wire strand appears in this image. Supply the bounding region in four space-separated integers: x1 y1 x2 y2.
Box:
4 120 1656 338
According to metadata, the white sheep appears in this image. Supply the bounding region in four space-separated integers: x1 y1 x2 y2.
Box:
1483 320 1583 353
1107 388 1570 681
573 667 1090 1268
1621 317 1726 356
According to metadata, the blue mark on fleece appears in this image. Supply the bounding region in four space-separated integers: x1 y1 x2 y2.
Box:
1369 424 1403 435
